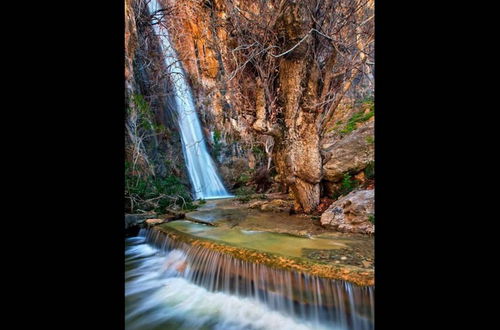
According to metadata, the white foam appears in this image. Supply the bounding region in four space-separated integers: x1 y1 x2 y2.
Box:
125 245 336 330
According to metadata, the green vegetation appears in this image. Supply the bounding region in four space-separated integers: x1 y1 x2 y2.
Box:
235 168 255 186
340 109 374 135
131 93 166 134
252 145 264 156
368 214 375 224
364 161 375 180
234 186 255 203
125 161 197 213
212 130 223 159
332 173 359 200
365 136 374 144
358 96 374 111
236 172 251 185
332 96 374 135
327 120 344 133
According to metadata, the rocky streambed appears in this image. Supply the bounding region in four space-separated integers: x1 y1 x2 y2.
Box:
142 198 374 286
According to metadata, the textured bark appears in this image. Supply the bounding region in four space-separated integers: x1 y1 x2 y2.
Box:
273 3 322 213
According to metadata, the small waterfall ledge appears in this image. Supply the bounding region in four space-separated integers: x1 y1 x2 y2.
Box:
147 223 374 287
135 226 374 330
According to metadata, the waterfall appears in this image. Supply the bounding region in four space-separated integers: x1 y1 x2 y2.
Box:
147 0 233 200
125 228 374 330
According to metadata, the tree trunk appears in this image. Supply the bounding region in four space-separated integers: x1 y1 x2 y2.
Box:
273 2 321 213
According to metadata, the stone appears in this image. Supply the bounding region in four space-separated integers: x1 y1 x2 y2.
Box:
322 121 374 182
354 171 365 182
125 213 156 229
164 209 186 219
320 189 374 234
248 200 266 209
260 199 292 213
145 218 165 227
361 260 371 268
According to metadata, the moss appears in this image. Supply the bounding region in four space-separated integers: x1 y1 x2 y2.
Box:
334 97 374 135
340 109 374 135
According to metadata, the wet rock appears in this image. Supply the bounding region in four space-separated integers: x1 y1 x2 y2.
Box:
260 199 292 213
164 209 186 219
145 218 165 227
323 121 374 182
320 189 374 234
158 214 178 222
125 213 156 229
247 200 266 209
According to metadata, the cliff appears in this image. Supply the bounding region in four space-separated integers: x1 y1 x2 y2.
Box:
125 0 374 232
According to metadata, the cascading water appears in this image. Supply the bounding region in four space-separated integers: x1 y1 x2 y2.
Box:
125 228 374 330
147 0 233 200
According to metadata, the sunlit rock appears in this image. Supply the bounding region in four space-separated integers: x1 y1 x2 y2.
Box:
321 189 374 234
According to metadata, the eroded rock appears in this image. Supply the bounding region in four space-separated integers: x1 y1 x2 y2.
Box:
145 218 165 227
323 121 374 182
260 199 293 213
321 189 374 234
247 200 266 209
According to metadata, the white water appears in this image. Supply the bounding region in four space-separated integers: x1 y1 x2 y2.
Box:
125 230 374 330
147 0 233 200
125 237 337 330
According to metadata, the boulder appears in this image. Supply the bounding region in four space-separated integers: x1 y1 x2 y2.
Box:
320 189 374 234
247 200 266 209
260 199 292 213
322 121 374 182
145 218 165 227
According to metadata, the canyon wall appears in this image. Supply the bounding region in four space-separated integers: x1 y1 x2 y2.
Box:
125 0 374 224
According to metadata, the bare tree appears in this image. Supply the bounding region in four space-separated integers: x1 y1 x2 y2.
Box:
221 0 374 212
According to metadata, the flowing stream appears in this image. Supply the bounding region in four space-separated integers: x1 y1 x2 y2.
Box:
147 0 232 200
125 229 374 330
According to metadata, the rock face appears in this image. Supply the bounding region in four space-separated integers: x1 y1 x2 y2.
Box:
260 199 292 213
125 0 374 215
320 190 374 234
323 121 374 182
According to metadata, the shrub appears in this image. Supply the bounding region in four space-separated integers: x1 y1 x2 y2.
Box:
125 162 196 213
212 130 223 159
364 161 375 180
131 93 166 134
252 145 264 156
235 186 255 203
332 173 358 200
